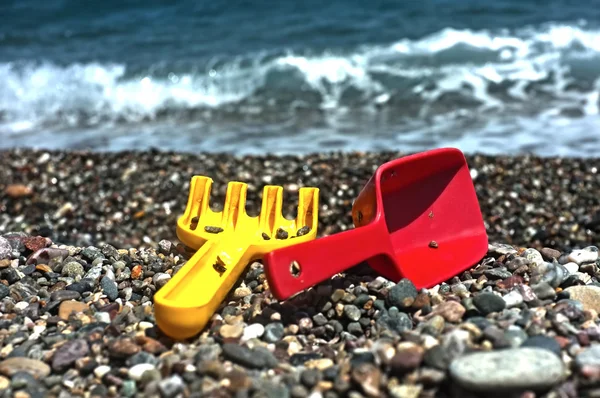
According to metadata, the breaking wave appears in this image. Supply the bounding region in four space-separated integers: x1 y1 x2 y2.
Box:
1 22 600 156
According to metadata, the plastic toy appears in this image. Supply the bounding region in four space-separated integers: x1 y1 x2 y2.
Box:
154 176 320 339
263 147 488 300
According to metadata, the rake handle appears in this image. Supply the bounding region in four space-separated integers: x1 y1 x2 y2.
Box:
263 226 383 300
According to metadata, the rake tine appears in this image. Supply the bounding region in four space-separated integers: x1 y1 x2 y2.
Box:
259 185 284 236
222 181 248 229
296 187 319 232
183 176 212 227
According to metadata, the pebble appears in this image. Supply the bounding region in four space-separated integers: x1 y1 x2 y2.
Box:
532 282 556 300
449 347 566 392
83 265 102 282
376 307 412 334
58 300 88 320
344 305 362 321
390 342 424 374
522 248 544 267
351 362 381 397
0 376 8 390
152 272 171 289
233 286 252 298
128 363 156 381
0 284 9 300
502 290 524 308
51 339 90 372
0 237 11 260
568 246 599 265
121 380 136 397
472 292 506 315
387 279 418 309
564 262 580 275
94 365 111 379
101 276 119 301
564 286 600 312
531 261 569 288
61 261 84 278
389 385 422 398
220 323 244 339
108 338 140 358
489 243 518 256
158 375 184 397
428 300 465 322
221 343 278 369
0 357 50 379
241 323 265 342
264 323 285 343
521 335 562 357
541 247 562 260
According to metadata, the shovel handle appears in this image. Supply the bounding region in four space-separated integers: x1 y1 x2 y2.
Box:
263 226 382 300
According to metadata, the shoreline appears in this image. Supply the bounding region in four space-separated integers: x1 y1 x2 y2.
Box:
1 147 600 397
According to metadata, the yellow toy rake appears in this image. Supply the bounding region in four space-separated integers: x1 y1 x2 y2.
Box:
154 175 320 340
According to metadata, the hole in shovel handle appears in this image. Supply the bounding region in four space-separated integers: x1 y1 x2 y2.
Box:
290 261 301 277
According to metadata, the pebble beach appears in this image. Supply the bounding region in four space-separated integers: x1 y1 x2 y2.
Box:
2 148 600 398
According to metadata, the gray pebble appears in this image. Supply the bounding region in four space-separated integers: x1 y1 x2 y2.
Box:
83 265 103 282
343 305 361 322
504 326 528 348
484 268 512 280
488 243 518 256
376 307 412 334
449 347 565 392
101 277 119 301
50 290 81 302
152 273 171 289
1 267 20 284
387 278 417 309
221 343 278 369
347 322 363 335
66 279 95 294
522 248 544 267
532 282 556 300
300 368 321 388
127 351 158 367
194 344 221 362
521 335 562 357
0 284 9 300
61 261 84 278
264 323 285 343
11 370 37 389
531 261 569 288
502 290 523 308
158 375 184 398
158 240 173 255
0 237 11 260
575 344 600 369
312 313 328 326
473 292 506 315
81 246 104 262
121 380 137 397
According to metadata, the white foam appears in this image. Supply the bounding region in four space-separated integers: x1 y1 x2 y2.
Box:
2 22 600 156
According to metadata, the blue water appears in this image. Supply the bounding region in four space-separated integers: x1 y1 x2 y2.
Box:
1 0 600 156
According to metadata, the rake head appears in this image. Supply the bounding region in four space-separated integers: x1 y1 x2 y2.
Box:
176 176 320 254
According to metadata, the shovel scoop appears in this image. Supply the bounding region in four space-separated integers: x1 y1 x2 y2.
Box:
154 176 319 339
263 147 488 300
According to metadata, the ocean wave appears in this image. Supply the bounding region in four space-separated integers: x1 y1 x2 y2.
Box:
1 22 600 134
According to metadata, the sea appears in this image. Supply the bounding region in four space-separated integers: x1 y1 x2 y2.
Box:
1 0 600 157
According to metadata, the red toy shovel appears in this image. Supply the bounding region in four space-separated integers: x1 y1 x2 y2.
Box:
263 147 488 300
